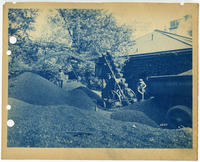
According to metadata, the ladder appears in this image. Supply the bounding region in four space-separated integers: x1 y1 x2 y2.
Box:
102 54 130 105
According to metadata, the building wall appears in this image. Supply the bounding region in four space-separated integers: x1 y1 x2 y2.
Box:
123 48 192 92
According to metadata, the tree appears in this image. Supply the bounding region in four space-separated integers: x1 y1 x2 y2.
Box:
8 9 39 42
8 8 135 91
57 9 135 56
56 9 135 88
8 9 39 78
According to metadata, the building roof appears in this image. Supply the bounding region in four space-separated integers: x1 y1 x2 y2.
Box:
178 69 192 76
131 29 192 55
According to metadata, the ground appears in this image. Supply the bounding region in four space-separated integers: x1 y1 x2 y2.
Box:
7 72 192 148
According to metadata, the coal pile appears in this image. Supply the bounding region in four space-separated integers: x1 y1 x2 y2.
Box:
67 88 96 110
111 110 159 128
63 81 85 91
75 87 104 107
124 98 167 125
7 72 193 148
9 72 69 106
9 72 95 110
8 98 192 148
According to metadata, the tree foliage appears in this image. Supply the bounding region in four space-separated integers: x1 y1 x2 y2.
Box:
8 8 135 89
57 9 134 56
8 9 39 42
8 9 39 78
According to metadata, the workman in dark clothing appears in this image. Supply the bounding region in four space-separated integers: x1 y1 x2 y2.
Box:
95 53 110 79
95 51 119 108
105 51 117 75
95 51 117 79
102 73 116 108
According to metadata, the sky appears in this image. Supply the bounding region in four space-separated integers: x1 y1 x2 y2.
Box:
29 9 69 43
29 3 193 41
106 3 193 38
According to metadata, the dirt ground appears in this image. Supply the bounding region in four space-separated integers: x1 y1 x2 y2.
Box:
7 72 192 148
8 97 192 148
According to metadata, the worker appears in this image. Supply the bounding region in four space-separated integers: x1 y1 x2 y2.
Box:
137 78 146 101
102 73 116 108
95 53 109 79
59 69 65 88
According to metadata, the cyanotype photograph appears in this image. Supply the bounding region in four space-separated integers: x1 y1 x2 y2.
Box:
6 3 195 150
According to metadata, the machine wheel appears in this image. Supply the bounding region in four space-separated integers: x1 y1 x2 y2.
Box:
166 105 192 129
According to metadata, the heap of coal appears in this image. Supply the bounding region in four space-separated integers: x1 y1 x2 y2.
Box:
75 86 104 107
111 109 159 128
124 99 167 125
8 72 95 110
8 98 192 148
62 81 86 91
7 72 192 148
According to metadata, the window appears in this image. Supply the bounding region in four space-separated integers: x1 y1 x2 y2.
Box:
170 20 179 29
